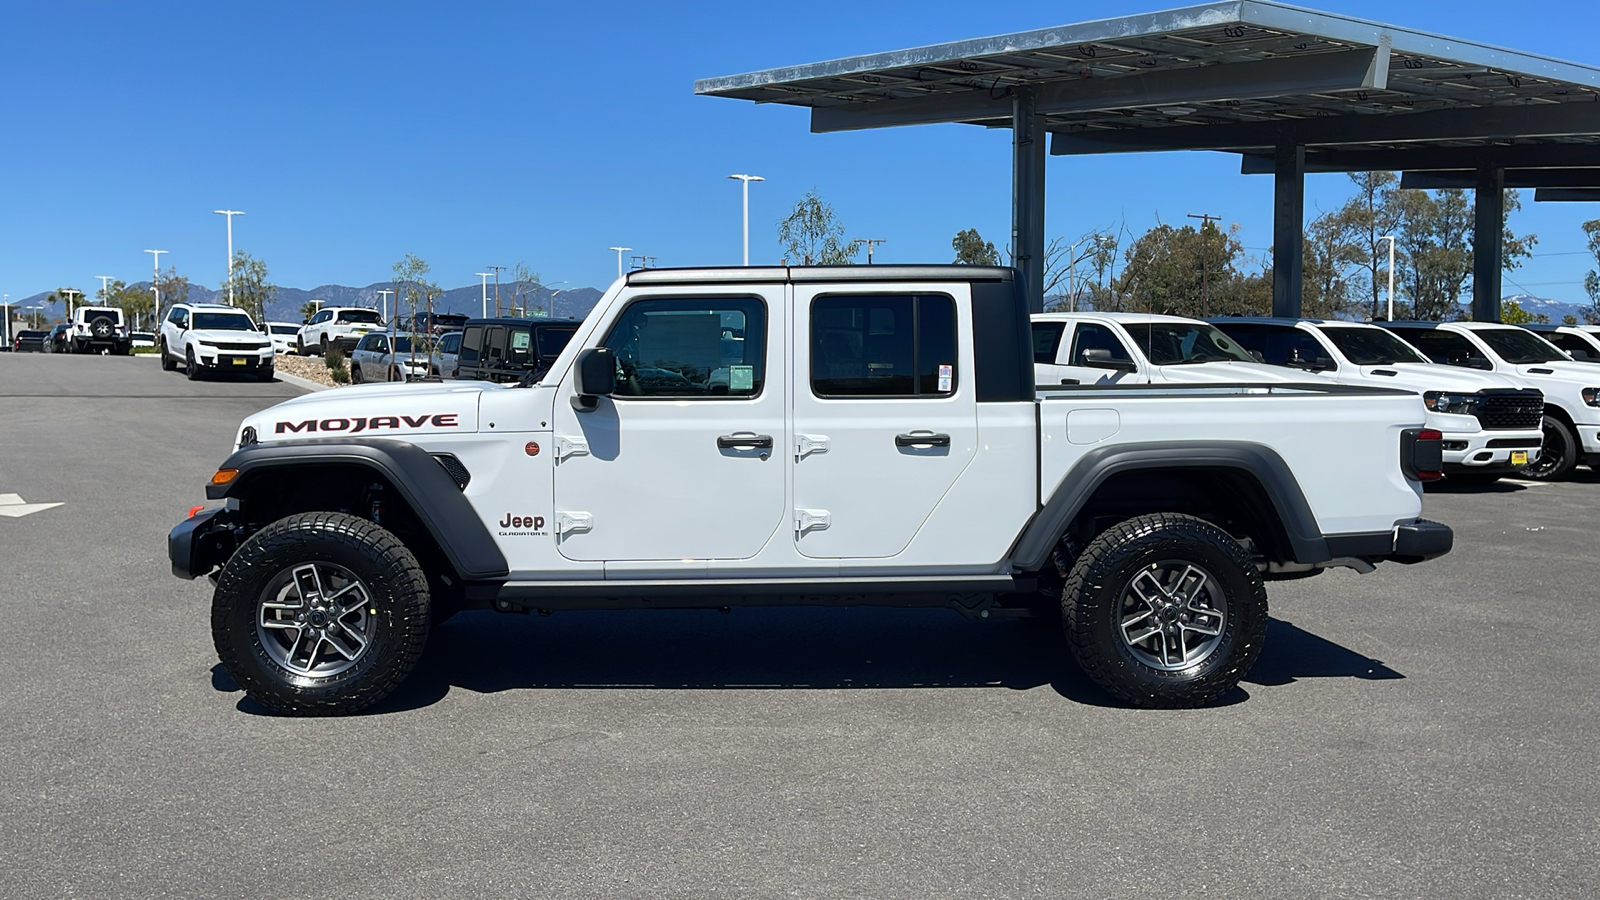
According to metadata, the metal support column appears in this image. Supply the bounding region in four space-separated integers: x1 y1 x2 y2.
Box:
1472 167 1505 322
1012 86 1046 313
1271 140 1305 318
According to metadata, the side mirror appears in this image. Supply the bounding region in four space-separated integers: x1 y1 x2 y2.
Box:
1080 348 1137 372
1248 350 1265 363
572 348 616 410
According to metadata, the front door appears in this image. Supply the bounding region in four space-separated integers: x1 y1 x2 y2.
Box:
790 285 977 559
551 287 787 562
1053 321 1137 385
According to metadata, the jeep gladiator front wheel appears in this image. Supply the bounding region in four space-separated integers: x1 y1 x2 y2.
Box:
211 512 431 716
1062 513 1267 709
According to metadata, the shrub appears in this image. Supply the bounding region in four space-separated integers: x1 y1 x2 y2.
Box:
324 348 350 384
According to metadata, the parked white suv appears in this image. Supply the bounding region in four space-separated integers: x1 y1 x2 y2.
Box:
1032 312 1319 385
1380 321 1600 480
69 306 132 355
297 307 383 356
349 332 432 383
158 303 275 381
264 322 302 355
1213 318 1544 483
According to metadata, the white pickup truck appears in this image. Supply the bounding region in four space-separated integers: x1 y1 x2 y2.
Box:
170 266 1451 716
1379 321 1600 480
1032 312 1317 385
1211 317 1545 483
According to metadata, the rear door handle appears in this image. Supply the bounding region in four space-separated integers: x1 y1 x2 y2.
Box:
717 433 774 450
895 432 951 448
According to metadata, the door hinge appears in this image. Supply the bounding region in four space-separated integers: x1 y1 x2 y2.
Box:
554 436 590 462
795 433 830 461
795 508 831 535
555 511 594 535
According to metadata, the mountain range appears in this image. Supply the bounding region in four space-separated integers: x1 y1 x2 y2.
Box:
12 281 604 325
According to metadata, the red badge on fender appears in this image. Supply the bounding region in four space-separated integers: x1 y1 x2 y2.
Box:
525 441 540 457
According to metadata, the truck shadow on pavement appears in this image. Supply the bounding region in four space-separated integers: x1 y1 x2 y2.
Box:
220 609 1402 715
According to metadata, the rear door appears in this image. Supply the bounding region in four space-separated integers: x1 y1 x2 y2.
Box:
790 284 977 558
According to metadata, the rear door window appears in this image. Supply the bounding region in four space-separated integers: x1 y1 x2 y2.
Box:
1397 330 1489 367
1031 321 1065 364
459 326 483 364
810 294 956 397
485 326 507 364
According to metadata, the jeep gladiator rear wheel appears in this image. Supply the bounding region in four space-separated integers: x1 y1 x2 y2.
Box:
1062 513 1267 709
211 512 431 716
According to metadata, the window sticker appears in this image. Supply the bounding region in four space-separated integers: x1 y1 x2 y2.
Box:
937 364 953 392
729 365 754 391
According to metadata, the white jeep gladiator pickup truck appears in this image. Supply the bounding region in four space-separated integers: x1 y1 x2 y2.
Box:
170 266 1451 716
1211 317 1545 483
1032 312 1315 386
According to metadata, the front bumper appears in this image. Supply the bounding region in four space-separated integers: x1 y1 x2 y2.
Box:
1579 423 1600 454
169 508 236 579
199 351 275 371
1440 426 1543 472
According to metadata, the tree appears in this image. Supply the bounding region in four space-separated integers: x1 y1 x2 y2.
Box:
47 287 82 322
299 301 321 323
1302 209 1364 319
100 279 155 327
1583 219 1600 323
155 267 190 315
777 190 861 265
951 228 999 265
1042 230 1118 311
1392 188 1536 320
1501 300 1548 325
1113 221 1255 317
391 253 438 364
226 251 276 325
1340 172 1403 320
1564 314 1580 326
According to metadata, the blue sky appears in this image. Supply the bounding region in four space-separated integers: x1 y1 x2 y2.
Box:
3 0 1598 308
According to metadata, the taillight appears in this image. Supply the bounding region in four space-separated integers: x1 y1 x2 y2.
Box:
1404 428 1444 482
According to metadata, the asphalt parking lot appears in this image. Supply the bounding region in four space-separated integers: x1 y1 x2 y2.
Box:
1 351 1596 899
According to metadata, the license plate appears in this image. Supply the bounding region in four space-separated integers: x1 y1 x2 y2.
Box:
231 357 247 366
1511 451 1528 466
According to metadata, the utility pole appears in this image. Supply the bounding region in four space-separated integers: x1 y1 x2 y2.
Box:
1187 212 1221 317
144 250 167 329
608 247 631 279
727 174 764 265
212 209 244 305
486 265 505 317
857 238 886 265
1380 234 1397 321
475 272 492 318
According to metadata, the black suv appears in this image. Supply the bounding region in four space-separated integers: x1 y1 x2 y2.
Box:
398 312 470 335
455 317 580 383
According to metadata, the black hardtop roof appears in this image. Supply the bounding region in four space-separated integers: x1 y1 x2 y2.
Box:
626 265 1015 286
463 317 581 326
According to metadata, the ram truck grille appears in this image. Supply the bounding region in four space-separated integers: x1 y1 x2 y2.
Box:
1473 390 1544 430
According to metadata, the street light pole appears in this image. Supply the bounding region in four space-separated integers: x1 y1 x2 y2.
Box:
61 288 83 322
608 246 632 279
474 273 492 318
1380 234 1397 321
534 281 568 317
212 209 244 305
726 174 764 265
144 249 167 329
374 290 394 322
96 276 114 307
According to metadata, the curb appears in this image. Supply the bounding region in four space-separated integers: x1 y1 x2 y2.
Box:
274 370 331 393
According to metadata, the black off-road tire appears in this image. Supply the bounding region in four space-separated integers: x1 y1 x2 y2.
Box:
1062 513 1268 709
1519 415 1577 481
211 512 432 716
159 338 176 371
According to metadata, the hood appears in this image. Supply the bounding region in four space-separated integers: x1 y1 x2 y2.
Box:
192 329 271 346
1152 361 1315 384
242 381 493 446
1356 363 1524 393
1508 361 1600 388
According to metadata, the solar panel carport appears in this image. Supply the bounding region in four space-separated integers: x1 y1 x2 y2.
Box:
697 0 1600 322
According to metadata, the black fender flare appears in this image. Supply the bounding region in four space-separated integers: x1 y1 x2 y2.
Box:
207 438 509 581
1009 441 1331 572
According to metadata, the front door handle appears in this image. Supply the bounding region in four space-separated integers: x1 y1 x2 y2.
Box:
895 432 951 448
717 433 774 450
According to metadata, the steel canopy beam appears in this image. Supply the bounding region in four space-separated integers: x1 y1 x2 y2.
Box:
1535 188 1600 201
1241 144 1600 174
1272 143 1306 318
1013 87 1046 314
811 47 1389 134
1054 100 1600 155
1472 168 1505 322
1400 169 1600 189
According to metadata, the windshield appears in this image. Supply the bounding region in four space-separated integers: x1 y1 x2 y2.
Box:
1120 323 1256 365
1475 328 1565 364
336 310 382 325
270 324 298 335
192 313 257 331
1319 327 1428 365
389 337 417 354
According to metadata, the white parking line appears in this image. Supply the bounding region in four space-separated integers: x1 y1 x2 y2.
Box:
0 493 64 517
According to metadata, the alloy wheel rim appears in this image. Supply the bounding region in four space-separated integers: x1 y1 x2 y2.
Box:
1523 419 1566 477
256 562 377 677
1116 560 1228 671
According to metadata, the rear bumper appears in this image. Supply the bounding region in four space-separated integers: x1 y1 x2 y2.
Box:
1324 518 1453 565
